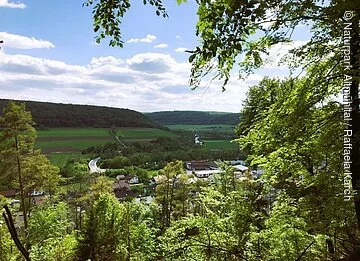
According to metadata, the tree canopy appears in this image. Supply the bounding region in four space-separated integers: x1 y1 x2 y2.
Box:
84 0 359 88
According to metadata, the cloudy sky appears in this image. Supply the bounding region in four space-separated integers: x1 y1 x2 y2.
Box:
0 0 308 112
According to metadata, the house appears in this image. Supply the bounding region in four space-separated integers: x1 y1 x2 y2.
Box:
185 160 217 171
251 168 264 179
116 174 139 184
228 160 246 166
116 175 126 181
126 175 139 184
194 133 203 145
114 188 136 200
233 165 249 173
112 180 130 190
113 181 134 200
30 190 45 197
0 190 17 198
193 169 221 178
135 196 153 205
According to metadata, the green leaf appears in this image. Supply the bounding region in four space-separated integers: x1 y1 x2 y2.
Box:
188 54 196 63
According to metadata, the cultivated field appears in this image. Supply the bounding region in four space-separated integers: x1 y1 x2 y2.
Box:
36 128 177 165
36 128 113 153
166 124 235 132
116 128 177 139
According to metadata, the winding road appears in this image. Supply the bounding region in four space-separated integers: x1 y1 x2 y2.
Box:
88 157 106 173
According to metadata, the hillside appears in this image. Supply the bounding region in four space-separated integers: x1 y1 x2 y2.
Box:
0 99 165 129
146 111 241 125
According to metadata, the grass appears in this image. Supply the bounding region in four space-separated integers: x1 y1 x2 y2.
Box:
148 170 160 177
203 139 238 150
47 153 84 167
166 124 235 133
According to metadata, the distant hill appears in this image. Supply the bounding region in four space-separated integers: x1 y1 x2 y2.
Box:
0 99 165 129
146 111 241 125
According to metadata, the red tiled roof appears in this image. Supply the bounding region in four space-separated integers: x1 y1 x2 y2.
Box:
0 190 17 197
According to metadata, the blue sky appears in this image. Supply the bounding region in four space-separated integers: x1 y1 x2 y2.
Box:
0 0 309 112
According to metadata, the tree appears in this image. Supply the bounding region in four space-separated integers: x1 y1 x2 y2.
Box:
172 172 194 220
155 161 185 228
77 193 156 260
21 154 61 216
77 193 127 260
0 102 36 230
27 201 76 261
0 197 21 261
28 201 72 246
213 161 237 197
236 76 359 258
84 0 360 226
235 77 280 139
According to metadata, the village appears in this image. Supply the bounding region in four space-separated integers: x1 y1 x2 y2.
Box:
0 159 263 209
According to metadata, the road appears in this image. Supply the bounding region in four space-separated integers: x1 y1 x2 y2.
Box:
88 157 107 173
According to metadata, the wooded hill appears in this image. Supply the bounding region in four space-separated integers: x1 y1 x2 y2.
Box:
146 111 241 125
0 99 165 129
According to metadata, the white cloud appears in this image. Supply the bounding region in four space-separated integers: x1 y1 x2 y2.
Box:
126 53 177 73
0 51 271 112
176 35 181 39
154 43 168 48
263 40 309 69
0 32 54 49
127 34 157 43
89 56 125 68
0 0 25 8
174 47 188 52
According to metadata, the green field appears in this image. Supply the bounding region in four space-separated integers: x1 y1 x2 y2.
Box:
37 128 111 137
202 139 238 150
36 128 177 160
116 128 177 139
166 124 235 132
47 153 85 167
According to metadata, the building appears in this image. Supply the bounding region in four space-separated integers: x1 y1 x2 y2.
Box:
185 160 217 171
233 164 249 173
116 174 139 184
228 160 246 166
0 190 17 198
193 169 221 178
126 175 139 184
194 133 203 145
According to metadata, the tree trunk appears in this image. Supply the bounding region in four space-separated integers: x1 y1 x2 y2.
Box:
15 135 27 230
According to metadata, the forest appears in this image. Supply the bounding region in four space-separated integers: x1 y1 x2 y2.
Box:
0 0 359 260
0 99 164 129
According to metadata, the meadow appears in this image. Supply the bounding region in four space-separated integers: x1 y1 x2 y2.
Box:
46 152 87 167
202 139 238 150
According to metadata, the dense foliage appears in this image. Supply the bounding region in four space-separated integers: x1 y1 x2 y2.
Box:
0 99 165 129
82 134 243 171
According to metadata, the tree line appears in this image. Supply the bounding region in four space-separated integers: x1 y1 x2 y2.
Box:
0 99 165 129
